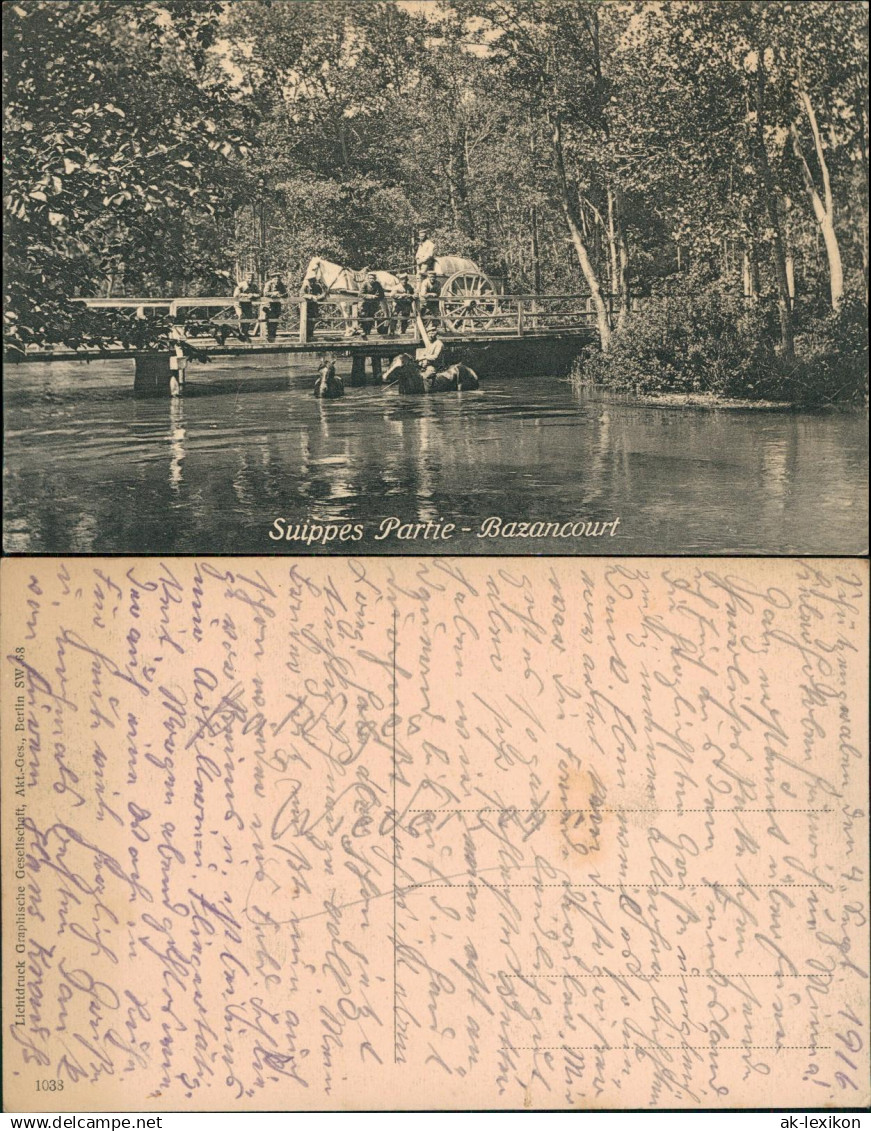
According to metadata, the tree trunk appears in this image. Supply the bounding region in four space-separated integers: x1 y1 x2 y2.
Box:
856 89 869 304
753 52 794 358
530 204 542 294
447 176 462 234
550 113 610 350
338 119 349 166
607 187 630 329
257 197 267 284
614 186 630 330
527 115 542 293
448 121 475 238
742 241 761 299
606 188 619 296
792 89 844 309
579 194 590 241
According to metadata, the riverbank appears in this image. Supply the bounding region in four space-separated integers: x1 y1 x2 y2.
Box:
571 282 869 410
567 386 871 412
568 385 802 411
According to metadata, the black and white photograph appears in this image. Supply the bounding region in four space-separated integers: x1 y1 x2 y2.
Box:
3 0 868 555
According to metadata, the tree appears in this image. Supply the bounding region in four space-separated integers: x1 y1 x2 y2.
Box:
455 0 620 349
782 1 868 309
223 0 429 278
3 0 249 352
3 0 866 377
621 2 798 355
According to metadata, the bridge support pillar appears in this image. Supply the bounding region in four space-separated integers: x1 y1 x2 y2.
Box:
348 355 367 386
369 356 382 384
133 352 173 397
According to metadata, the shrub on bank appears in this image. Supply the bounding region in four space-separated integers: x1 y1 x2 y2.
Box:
574 273 868 407
791 294 869 407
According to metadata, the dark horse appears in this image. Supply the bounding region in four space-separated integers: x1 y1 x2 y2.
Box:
313 360 344 398
383 353 426 394
426 362 480 392
383 353 480 394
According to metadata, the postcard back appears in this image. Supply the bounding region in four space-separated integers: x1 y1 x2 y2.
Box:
2 556 868 1110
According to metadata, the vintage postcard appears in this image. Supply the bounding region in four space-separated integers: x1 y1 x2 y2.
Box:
2 555 868 1111
2 0 869 1119
2 0 868 557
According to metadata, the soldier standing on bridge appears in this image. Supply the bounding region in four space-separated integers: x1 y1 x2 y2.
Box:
419 270 440 331
233 272 260 339
262 272 287 342
301 272 327 340
390 274 415 335
359 271 386 338
415 229 436 275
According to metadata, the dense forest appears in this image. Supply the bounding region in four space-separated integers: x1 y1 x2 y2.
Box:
4 0 868 400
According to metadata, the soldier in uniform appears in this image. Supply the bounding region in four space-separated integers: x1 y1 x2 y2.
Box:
359 271 386 338
233 272 260 338
262 272 287 342
419 270 440 331
415 229 436 274
391 274 415 335
301 273 327 340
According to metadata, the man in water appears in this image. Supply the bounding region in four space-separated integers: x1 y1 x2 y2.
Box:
418 327 445 385
262 272 287 342
233 272 260 338
415 229 436 275
359 271 386 338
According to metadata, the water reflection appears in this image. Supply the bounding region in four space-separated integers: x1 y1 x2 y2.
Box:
2 356 867 554
168 398 185 493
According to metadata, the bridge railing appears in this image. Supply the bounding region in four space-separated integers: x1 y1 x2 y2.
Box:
77 292 615 346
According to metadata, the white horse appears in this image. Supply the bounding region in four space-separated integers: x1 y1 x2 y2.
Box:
302 257 401 335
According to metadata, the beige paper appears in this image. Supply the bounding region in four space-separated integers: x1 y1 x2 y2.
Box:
2 556 868 1111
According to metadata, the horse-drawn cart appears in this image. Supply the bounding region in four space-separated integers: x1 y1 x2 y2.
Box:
303 254 499 335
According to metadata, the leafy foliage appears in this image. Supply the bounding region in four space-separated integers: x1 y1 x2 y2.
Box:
576 270 868 405
3 0 868 399
576 269 780 396
3 0 248 353
792 292 870 405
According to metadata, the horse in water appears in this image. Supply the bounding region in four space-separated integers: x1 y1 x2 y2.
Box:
384 354 480 394
425 362 481 392
383 353 426 394
313 360 344 398
440 362 480 390
302 257 400 335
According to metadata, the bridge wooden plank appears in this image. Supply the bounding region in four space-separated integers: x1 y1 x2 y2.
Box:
6 326 596 365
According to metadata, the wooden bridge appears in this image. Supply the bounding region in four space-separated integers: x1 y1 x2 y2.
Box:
6 291 609 395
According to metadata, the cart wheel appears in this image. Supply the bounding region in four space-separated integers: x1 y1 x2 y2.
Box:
440 271 498 332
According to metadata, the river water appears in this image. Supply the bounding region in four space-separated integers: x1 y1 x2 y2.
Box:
3 355 867 555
